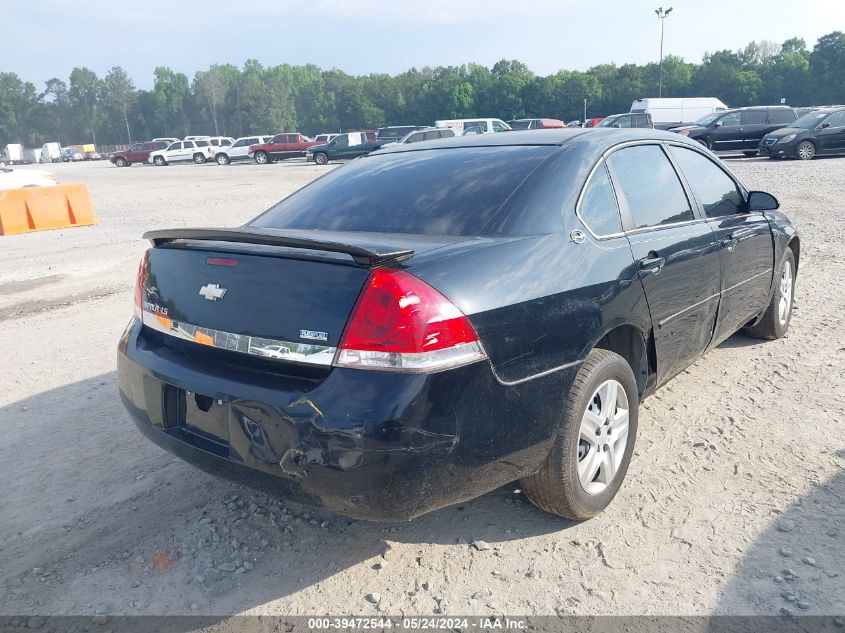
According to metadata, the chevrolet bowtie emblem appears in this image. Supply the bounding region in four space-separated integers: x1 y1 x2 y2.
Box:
199 283 227 301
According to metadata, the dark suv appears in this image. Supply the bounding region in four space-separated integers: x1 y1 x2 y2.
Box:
596 113 654 129
670 106 796 156
759 106 845 160
109 141 169 167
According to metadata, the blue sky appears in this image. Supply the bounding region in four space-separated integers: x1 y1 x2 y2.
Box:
6 0 844 88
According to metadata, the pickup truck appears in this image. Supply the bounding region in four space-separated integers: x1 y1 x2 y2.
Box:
306 132 389 165
249 133 321 164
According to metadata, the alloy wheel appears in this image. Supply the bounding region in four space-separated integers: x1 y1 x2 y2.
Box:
577 379 630 495
255 152 268 164
779 259 793 325
797 141 815 160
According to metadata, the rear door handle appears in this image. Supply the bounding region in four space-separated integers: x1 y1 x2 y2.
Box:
638 256 665 275
721 235 737 252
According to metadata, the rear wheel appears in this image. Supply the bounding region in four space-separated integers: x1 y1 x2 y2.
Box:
743 248 796 340
314 152 328 165
216 154 230 165
796 141 815 160
743 151 758 157
153 155 166 166
254 151 269 164
520 349 638 520
114 156 127 167
193 153 206 165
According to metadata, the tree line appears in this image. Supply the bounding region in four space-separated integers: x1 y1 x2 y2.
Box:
0 32 843 148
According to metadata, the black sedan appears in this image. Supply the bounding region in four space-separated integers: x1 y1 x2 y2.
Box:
759 106 845 160
118 129 800 521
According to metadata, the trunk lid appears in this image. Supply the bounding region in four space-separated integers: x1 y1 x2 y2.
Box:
138 228 468 363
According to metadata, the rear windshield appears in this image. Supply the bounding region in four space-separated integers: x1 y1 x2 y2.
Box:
251 146 554 236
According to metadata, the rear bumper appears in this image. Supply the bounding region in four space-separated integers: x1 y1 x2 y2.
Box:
117 320 570 520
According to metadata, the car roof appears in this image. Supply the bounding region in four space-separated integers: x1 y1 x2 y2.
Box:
374 128 692 154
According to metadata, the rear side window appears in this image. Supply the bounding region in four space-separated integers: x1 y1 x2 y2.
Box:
769 109 796 124
607 145 692 229
742 110 766 124
424 131 440 141
578 163 622 236
251 146 554 236
669 146 743 218
184 141 195 148
195 140 209 147
406 133 424 143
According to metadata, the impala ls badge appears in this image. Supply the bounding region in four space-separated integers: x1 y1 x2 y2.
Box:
199 283 227 301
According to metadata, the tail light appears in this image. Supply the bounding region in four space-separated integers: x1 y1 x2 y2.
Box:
134 250 149 320
335 268 486 372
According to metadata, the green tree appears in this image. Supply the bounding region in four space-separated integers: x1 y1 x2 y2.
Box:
67 67 100 143
0 73 39 145
810 31 845 104
100 66 136 144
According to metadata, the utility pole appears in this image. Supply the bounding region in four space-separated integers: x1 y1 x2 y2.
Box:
583 99 587 124
655 6 673 98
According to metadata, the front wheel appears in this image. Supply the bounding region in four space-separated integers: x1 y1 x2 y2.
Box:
216 154 230 165
520 348 638 520
114 156 127 167
153 155 166 166
697 137 712 150
743 248 796 340
796 141 815 160
193 153 206 165
254 151 269 164
314 152 328 165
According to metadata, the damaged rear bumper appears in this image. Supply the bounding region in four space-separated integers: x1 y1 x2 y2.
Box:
117 319 568 520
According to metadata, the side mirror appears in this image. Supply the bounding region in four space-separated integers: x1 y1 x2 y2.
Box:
747 190 779 212
818 122 830 130
714 120 724 128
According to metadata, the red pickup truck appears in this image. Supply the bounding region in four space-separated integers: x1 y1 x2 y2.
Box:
249 133 322 164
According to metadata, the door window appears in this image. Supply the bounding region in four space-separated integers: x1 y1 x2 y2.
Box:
492 120 508 132
466 121 488 132
130 144 142 152
823 111 845 128
405 133 424 143
607 145 693 229
615 116 633 128
742 110 766 125
669 146 744 218
768 109 796 124
719 112 741 127
284 134 298 143
424 131 440 141
233 139 248 148
168 142 182 151
578 163 623 236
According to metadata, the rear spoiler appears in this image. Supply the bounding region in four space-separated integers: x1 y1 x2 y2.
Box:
143 227 414 266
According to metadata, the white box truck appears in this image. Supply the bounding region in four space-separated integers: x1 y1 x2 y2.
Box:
3 144 24 164
630 98 728 128
23 147 42 164
40 142 62 163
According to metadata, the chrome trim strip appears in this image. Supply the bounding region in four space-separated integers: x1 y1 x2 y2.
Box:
658 293 721 328
492 359 583 386
657 269 773 328
140 308 336 365
721 269 773 294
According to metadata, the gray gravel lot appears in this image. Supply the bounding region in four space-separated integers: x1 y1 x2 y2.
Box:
0 155 842 618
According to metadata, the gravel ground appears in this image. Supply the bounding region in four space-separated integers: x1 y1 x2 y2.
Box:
0 156 843 618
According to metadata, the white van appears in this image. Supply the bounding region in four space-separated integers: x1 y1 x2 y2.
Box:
434 118 511 136
630 98 728 127
3 144 24 164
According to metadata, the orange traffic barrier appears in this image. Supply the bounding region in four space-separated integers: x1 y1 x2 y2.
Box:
0 183 98 235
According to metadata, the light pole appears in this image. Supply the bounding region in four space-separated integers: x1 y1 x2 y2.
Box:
655 6 673 98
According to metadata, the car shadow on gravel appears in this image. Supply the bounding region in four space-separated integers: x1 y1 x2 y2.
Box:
1 373 572 616
713 456 844 621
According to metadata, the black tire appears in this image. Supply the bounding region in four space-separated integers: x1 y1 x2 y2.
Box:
153 155 166 166
697 137 712 150
520 348 639 520
254 151 269 164
216 154 230 165
193 153 206 165
796 140 815 160
743 151 758 157
743 248 796 340
314 152 328 165
114 156 127 167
